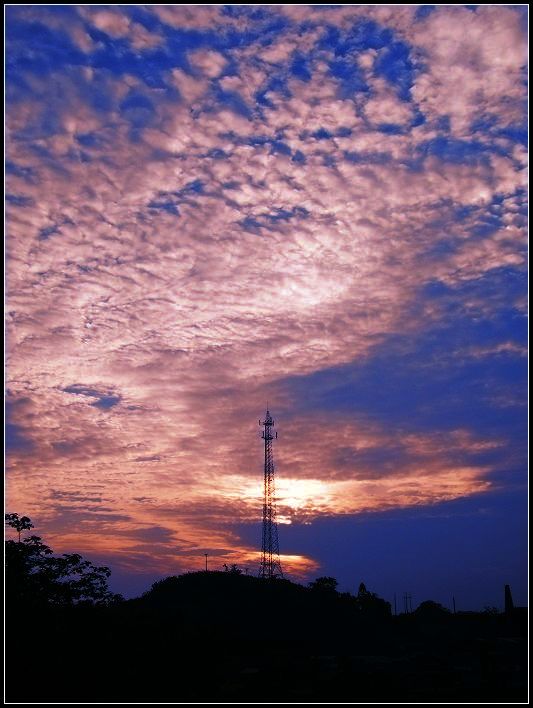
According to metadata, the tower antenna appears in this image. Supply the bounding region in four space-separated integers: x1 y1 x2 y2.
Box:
258 408 283 579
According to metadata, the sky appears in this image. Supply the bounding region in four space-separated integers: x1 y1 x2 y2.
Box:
5 4 528 609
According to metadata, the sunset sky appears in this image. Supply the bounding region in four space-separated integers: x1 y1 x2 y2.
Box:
6 5 527 609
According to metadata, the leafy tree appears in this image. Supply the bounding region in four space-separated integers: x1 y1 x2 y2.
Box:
5 513 122 607
5 513 34 542
308 576 338 593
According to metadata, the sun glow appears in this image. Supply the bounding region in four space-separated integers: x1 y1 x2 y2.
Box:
276 477 333 510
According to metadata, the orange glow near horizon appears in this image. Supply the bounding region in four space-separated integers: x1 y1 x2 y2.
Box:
7 412 496 580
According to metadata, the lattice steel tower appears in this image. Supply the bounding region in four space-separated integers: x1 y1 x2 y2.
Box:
258 409 283 579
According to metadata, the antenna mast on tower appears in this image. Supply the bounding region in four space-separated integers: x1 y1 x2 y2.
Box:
258 408 283 579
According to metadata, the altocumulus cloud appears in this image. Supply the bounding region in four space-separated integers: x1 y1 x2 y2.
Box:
6 5 527 586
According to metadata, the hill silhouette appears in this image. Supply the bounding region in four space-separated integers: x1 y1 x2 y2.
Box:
5 515 527 703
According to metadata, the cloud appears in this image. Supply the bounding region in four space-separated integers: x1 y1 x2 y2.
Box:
188 49 227 78
6 5 527 582
410 5 527 136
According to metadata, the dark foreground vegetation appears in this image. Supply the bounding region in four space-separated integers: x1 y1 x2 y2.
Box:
6 514 527 703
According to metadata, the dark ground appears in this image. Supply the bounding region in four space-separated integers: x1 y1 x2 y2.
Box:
6 572 528 703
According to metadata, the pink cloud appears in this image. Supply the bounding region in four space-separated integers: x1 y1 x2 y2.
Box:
363 79 414 126
410 5 527 136
188 49 227 79
6 5 526 581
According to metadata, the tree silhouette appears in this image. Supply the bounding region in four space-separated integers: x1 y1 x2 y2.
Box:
309 576 338 593
5 513 122 607
414 600 451 618
5 513 34 542
356 581 391 617
482 606 500 615
223 563 243 574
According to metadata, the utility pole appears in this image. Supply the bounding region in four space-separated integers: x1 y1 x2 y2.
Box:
258 408 283 579
204 553 208 572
